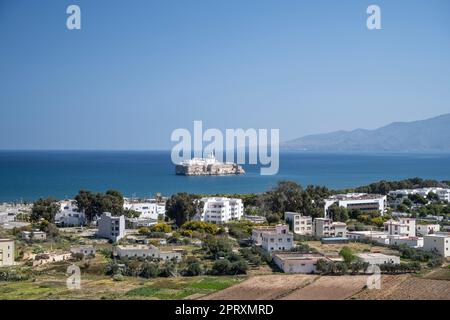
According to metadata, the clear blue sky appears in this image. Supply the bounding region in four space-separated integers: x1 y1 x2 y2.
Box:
1 0 449 150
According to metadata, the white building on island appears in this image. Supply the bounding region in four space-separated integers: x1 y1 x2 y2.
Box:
252 224 294 252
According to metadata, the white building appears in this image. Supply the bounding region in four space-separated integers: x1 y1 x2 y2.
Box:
347 230 390 245
123 199 166 220
423 233 450 257
284 212 313 235
97 212 125 242
384 218 416 237
55 200 86 227
324 193 387 216
389 187 450 203
252 225 293 252
416 224 441 236
272 252 330 274
115 244 182 261
389 236 423 248
196 197 244 224
21 230 47 241
357 253 400 265
0 239 14 266
70 246 96 256
313 218 347 238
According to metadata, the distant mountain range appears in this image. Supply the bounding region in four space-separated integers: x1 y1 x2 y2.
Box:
283 113 450 152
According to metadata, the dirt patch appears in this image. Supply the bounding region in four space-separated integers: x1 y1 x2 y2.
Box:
201 274 317 300
281 275 368 300
354 275 450 300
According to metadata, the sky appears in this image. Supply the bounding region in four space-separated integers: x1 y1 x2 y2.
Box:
0 0 449 150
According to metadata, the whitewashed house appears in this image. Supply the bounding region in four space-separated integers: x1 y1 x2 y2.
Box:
55 200 86 226
123 198 166 220
357 253 400 265
384 218 416 237
70 246 96 256
272 252 330 274
0 239 14 266
423 233 450 257
313 218 347 238
115 244 182 261
252 225 293 252
416 224 441 236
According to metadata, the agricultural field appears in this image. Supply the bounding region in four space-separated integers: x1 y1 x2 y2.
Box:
0 273 244 300
200 273 450 300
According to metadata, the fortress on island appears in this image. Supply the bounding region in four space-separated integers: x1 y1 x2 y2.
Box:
175 153 245 176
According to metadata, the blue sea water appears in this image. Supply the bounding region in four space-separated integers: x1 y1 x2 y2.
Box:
0 151 449 202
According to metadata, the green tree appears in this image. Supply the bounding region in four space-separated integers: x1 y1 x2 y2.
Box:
31 197 59 222
166 193 200 227
327 204 349 222
339 247 355 265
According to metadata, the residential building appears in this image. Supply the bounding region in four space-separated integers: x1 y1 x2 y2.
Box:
416 224 441 236
347 231 390 245
272 252 330 274
21 230 47 241
284 212 313 235
97 212 125 242
196 197 244 224
357 253 400 265
242 215 266 224
0 239 14 266
123 198 166 220
324 193 387 216
384 218 416 237
70 246 96 256
389 236 423 248
423 233 450 257
389 187 450 203
55 200 86 227
115 244 182 261
252 225 293 252
313 218 347 238
126 217 158 229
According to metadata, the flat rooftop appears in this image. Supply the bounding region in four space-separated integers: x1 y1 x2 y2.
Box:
358 253 398 259
329 193 385 201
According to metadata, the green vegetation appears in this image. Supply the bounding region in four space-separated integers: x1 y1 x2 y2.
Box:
165 193 201 227
74 189 124 222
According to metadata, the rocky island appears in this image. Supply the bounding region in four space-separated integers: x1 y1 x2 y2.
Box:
175 153 245 176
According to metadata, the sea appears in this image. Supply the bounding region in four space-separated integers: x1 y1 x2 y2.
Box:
0 150 449 202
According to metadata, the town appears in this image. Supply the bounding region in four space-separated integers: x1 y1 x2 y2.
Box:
0 178 449 299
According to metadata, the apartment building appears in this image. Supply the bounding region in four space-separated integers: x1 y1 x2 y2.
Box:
416 224 441 236
0 239 14 267
324 193 387 216
347 230 390 245
123 198 166 220
196 197 243 224
284 212 313 235
384 218 416 237
97 212 125 242
252 224 293 252
313 218 347 238
389 236 423 248
389 187 450 203
423 233 450 257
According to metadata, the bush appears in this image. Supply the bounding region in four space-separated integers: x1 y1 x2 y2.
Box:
0 269 29 282
112 273 124 281
181 221 219 235
150 223 172 233
140 262 159 278
181 257 203 276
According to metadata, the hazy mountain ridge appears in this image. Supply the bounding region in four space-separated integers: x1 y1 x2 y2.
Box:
283 113 450 152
